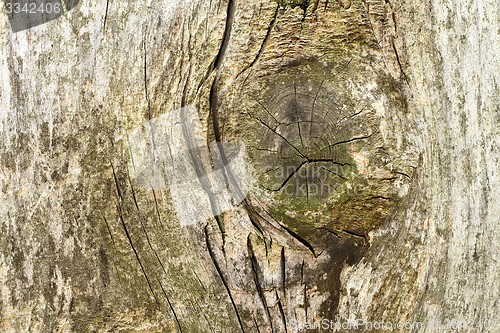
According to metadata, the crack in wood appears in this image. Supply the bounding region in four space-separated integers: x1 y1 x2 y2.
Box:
191 266 207 292
281 224 317 258
156 274 184 333
294 83 306 148
198 0 238 92
204 225 246 333
143 38 152 120
117 205 159 305
394 170 411 178
249 4 279 70
390 35 409 84
281 247 286 302
246 112 307 160
301 260 308 321
266 160 307 192
125 170 140 211
237 4 280 85
125 172 178 285
341 229 366 239
266 159 350 193
102 214 114 244
320 227 342 239
326 133 373 149
103 0 110 32
213 0 237 72
253 316 262 333
332 105 367 128
275 289 288 333
110 162 122 201
309 78 327 138
151 189 164 229
249 97 282 127
318 165 348 180
247 235 274 332
312 0 320 12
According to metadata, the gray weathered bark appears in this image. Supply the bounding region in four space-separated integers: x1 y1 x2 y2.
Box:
0 0 498 332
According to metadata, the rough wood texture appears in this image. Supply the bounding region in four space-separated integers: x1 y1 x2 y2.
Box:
0 0 498 332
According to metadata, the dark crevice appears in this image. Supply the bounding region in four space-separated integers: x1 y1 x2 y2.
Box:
237 4 280 85
191 267 207 292
181 64 191 108
103 0 110 32
243 202 286 243
300 1 309 26
307 158 351 166
253 316 262 333
151 189 164 229
327 133 373 149
309 78 327 138
204 225 246 333
304 282 308 321
110 162 122 201
247 112 306 159
281 224 316 258
156 274 183 333
342 229 366 240
125 173 172 281
364 196 392 201
180 67 227 248
198 0 237 91
312 0 320 12
281 247 286 301
181 38 230 234
333 105 367 127
394 170 411 178
267 160 307 192
210 78 223 142
143 38 152 120
275 289 288 333
138 215 169 276
294 83 305 148
125 171 140 212
197 58 216 93
320 227 341 239
209 0 254 227
267 159 350 192
248 4 279 69
203 312 216 333
244 196 309 248
213 0 237 72
215 214 227 256
102 215 114 244
301 260 308 321
247 235 274 332
391 35 409 84
208 0 249 231
117 205 159 305
250 97 281 126
318 165 348 180
99 212 124 286
248 212 266 240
